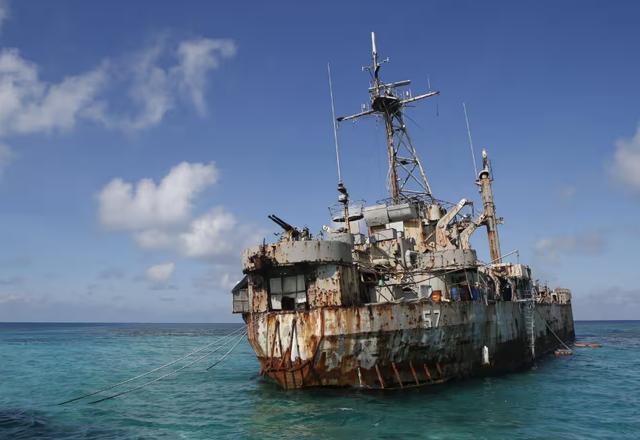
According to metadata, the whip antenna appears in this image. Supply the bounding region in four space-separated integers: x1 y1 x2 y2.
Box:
328 63 342 183
327 62 351 233
463 102 479 179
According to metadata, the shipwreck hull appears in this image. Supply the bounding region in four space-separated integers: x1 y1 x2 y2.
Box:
245 301 575 389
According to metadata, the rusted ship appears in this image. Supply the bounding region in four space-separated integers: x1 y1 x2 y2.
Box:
232 33 575 390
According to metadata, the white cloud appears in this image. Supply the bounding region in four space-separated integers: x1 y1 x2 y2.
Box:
0 36 236 173
15 66 107 134
0 49 107 136
98 161 218 230
119 43 173 131
611 125 640 192
0 38 237 136
113 37 237 130
145 262 175 283
179 207 237 258
534 231 605 259
175 38 236 115
129 205 262 261
99 161 267 262
0 5 238 145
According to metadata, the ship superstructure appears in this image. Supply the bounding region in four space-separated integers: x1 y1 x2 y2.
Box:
232 33 574 389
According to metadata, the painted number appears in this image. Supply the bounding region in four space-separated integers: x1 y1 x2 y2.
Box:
423 309 441 329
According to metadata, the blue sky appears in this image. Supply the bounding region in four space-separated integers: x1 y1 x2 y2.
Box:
0 0 639 322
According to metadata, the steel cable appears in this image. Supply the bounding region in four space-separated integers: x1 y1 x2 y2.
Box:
88 330 248 404
206 331 248 370
58 325 245 405
535 309 573 352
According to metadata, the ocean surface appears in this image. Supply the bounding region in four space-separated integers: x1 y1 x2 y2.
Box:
0 321 638 439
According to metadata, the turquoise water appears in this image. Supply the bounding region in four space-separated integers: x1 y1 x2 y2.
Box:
1 321 638 439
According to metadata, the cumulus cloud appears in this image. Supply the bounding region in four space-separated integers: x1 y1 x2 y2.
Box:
534 231 606 259
0 49 107 136
0 36 236 172
120 44 173 131
175 38 236 115
145 262 176 283
0 38 236 136
98 161 218 230
98 161 265 262
179 207 237 258
130 205 257 260
110 37 236 130
174 207 264 261
611 125 640 192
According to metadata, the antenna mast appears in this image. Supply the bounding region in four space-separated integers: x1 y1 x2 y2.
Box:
327 63 350 233
338 32 440 203
328 63 342 183
463 102 479 178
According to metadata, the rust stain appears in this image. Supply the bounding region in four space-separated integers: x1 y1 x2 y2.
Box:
391 362 403 388
409 361 420 385
245 299 575 389
423 364 432 381
375 364 385 389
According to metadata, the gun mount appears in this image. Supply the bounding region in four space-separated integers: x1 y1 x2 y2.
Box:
268 214 309 241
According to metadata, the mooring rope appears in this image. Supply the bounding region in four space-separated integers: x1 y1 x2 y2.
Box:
535 308 573 352
88 330 248 405
58 325 245 405
206 331 248 370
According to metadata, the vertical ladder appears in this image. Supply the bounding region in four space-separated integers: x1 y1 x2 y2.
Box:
524 300 536 359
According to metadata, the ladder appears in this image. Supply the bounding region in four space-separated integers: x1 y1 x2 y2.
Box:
523 300 536 359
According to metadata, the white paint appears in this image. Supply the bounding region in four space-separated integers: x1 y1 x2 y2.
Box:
423 308 441 329
482 345 490 365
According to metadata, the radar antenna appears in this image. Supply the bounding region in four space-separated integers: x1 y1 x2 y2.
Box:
337 32 440 203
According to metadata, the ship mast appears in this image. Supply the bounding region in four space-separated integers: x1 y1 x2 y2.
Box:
478 149 502 263
338 32 440 203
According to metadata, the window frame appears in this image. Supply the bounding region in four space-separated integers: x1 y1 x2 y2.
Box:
268 273 307 311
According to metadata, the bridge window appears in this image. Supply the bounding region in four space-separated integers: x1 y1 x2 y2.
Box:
269 274 307 311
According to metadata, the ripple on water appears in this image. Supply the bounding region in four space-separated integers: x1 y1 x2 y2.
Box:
1 321 639 439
